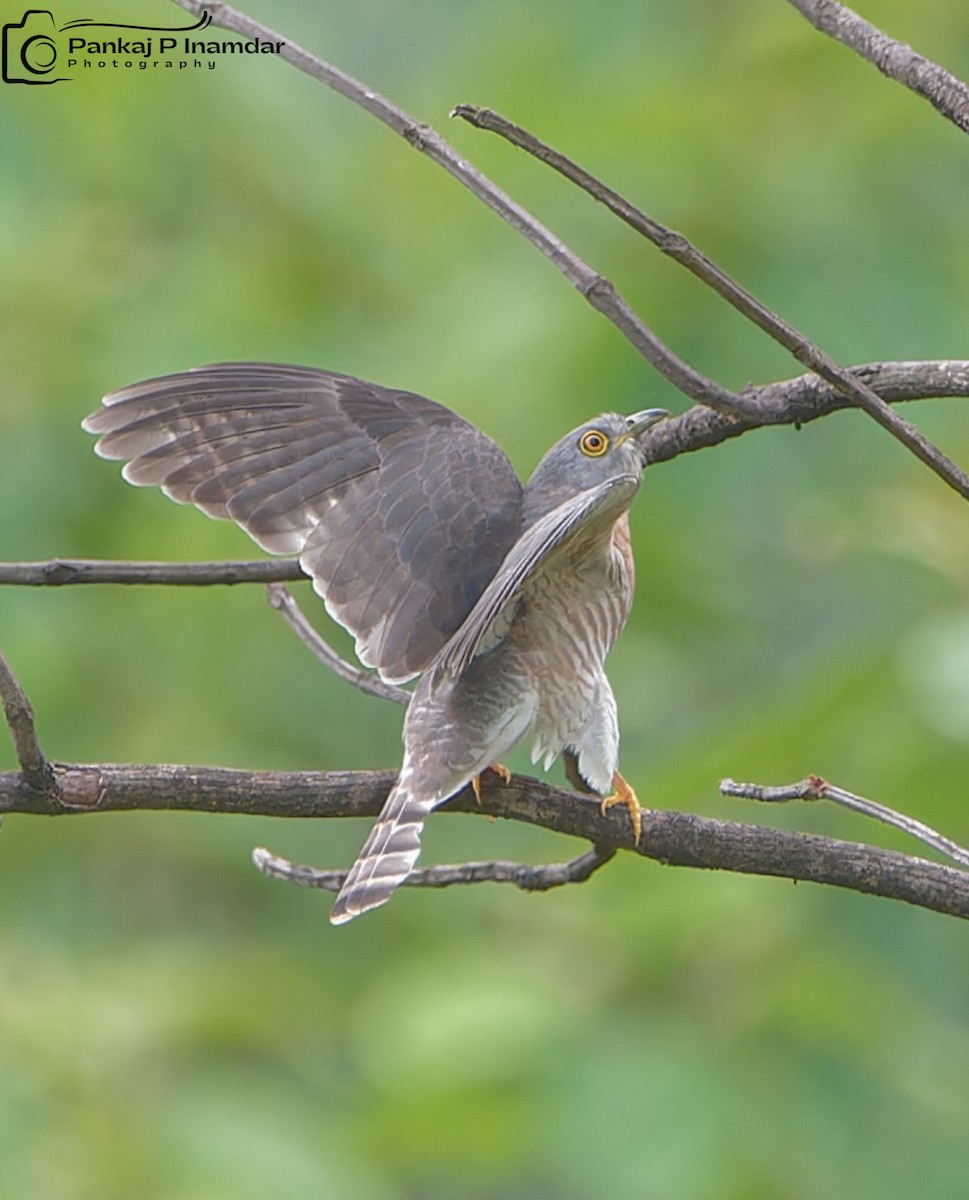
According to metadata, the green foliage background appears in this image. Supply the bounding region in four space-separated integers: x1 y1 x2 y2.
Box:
2 0 969 1195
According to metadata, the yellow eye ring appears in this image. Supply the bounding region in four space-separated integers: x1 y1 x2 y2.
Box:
579 429 609 457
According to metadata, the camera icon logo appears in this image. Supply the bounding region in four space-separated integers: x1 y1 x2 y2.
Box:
2 10 68 84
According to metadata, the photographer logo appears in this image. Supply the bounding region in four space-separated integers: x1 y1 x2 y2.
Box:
2 9 64 82
1 8 284 83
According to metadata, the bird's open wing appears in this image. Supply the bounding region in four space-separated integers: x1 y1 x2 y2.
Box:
431 473 639 682
84 363 523 683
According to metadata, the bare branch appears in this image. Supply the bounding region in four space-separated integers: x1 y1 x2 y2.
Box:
453 105 969 501
0 559 305 586
266 584 410 706
252 841 616 894
788 0 969 135
0 653 55 795
3 760 969 920
722 775 969 871
645 359 969 464
167 0 737 413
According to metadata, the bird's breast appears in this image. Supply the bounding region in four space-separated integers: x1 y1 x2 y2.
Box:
510 513 634 719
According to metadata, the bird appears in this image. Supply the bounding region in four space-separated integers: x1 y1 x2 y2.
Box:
83 363 668 924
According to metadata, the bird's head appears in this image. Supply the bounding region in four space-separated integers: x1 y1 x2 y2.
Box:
522 408 668 526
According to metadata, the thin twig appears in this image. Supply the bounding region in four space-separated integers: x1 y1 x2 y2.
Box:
453 105 969 502
721 775 969 871
168 0 737 412
788 0 969 135
266 583 410 706
0 559 305 586
0 652 55 794
251 841 616 894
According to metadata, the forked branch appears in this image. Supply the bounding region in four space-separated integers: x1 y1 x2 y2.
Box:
451 105 969 500
168 2 969 497
1 651 968 920
722 775 969 871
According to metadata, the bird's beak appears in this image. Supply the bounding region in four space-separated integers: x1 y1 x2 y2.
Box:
619 408 669 445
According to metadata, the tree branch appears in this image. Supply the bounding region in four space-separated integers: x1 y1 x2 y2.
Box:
167 2 969 493
0 559 306 586
644 359 969 465
251 841 617 894
266 583 410 707
3 649 965 918
0 652 55 796
788 0 969 135
452 105 969 501
721 774 969 870
3 759 968 919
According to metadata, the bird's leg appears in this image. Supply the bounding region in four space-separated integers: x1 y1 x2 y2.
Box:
563 749 591 794
600 771 642 843
471 763 512 805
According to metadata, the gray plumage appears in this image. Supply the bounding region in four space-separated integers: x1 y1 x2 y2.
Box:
83 363 666 923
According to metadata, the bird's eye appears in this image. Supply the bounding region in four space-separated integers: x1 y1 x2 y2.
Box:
579 430 609 457
578 427 609 453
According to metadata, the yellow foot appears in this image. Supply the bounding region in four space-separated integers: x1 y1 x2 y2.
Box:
600 771 642 843
471 763 512 805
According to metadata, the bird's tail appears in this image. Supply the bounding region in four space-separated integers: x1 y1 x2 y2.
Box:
330 775 436 925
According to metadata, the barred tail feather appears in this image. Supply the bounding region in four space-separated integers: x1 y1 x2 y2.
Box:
330 782 434 925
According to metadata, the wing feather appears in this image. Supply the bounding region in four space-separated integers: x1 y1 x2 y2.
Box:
84 363 523 682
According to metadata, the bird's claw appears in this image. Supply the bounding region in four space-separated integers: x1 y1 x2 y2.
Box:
471 762 512 805
600 771 642 843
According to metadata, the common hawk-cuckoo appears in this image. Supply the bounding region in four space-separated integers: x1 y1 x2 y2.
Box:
83 364 667 923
